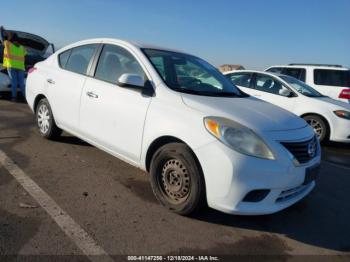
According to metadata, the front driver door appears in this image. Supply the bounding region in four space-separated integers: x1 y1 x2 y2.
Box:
79 44 152 164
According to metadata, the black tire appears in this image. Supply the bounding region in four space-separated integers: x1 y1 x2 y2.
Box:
150 142 206 215
35 98 62 140
303 115 328 143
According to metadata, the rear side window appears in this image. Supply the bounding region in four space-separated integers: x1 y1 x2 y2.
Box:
58 49 71 68
94 44 144 84
266 67 283 73
314 69 350 87
281 68 306 82
226 73 253 88
64 44 98 75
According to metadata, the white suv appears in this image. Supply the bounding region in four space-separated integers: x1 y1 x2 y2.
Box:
26 39 320 215
265 64 350 104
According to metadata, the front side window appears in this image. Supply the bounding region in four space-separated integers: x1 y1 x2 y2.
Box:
143 49 244 97
281 68 306 82
314 69 350 87
226 73 253 88
255 74 290 96
280 75 324 97
95 44 144 84
65 44 97 75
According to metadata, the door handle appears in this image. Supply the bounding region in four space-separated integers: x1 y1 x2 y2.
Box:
47 79 55 84
86 91 99 98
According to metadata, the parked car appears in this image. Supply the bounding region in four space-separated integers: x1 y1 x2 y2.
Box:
265 64 350 104
225 70 350 143
26 39 320 215
0 29 55 95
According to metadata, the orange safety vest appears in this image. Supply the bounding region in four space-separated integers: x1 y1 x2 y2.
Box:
3 40 26 70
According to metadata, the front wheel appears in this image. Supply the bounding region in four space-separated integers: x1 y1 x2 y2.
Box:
303 115 328 143
150 143 206 215
36 98 62 139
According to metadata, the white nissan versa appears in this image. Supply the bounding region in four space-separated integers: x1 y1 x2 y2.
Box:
26 39 321 215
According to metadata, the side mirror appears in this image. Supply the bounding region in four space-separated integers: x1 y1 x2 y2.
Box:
279 87 294 97
117 73 144 88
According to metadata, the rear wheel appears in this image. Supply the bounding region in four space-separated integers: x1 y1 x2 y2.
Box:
150 143 206 215
303 115 328 142
36 98 62 139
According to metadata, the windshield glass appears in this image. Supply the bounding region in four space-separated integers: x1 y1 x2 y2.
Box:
143 49 245 97
280 75 325 97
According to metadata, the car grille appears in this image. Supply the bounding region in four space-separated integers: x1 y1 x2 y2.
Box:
281 136 317 164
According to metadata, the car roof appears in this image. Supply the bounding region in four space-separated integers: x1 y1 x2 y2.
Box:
57 38 190 55
266 65 349 71
224 69 270 75
223 69 290 79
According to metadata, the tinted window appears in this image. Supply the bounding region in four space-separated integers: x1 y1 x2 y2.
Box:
314 69 350 87
65 44 97 75
255 74 291 96
266 67 283 73
227 73 253 88
281 68 306 82
95 44 144 84
58 49 71 68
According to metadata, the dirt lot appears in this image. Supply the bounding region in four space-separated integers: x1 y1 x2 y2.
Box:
0 99 349 261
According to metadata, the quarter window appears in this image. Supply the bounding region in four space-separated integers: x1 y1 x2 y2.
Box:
58 49 71 69
266 67 283 74
314 69 350 87
94 44 144 84
281 68 306 82
64 44 98 75
226 73 253 88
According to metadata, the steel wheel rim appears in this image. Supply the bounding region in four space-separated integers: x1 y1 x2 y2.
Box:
307 119 323 138
160 159 191 204
37 104 50 134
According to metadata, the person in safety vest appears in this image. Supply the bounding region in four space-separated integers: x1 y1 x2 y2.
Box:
0 26 26 102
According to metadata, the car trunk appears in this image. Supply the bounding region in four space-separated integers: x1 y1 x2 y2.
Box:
1 30 52 72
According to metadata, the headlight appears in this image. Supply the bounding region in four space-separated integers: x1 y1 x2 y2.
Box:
334 110 350 120
204 117 275 160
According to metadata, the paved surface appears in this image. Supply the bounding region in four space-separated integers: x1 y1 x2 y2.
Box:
0 99 350 261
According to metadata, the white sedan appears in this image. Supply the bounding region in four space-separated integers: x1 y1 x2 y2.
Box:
225 70 350 143
26 39 320 215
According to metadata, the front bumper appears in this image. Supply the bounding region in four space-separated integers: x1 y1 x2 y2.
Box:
194 126 321 215
329 117 350 143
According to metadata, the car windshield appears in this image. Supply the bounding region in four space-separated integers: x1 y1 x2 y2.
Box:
280 75 325 97
142 49 246 97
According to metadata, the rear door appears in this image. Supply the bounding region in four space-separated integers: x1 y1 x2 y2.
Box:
79 44 152 163
46 44 98 132
312 69 350 103
252 73 296 111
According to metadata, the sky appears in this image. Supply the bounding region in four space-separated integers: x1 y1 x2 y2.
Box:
2 0 349 69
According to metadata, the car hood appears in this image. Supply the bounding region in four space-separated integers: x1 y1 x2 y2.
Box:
181 94 307 132
6 30 50 55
